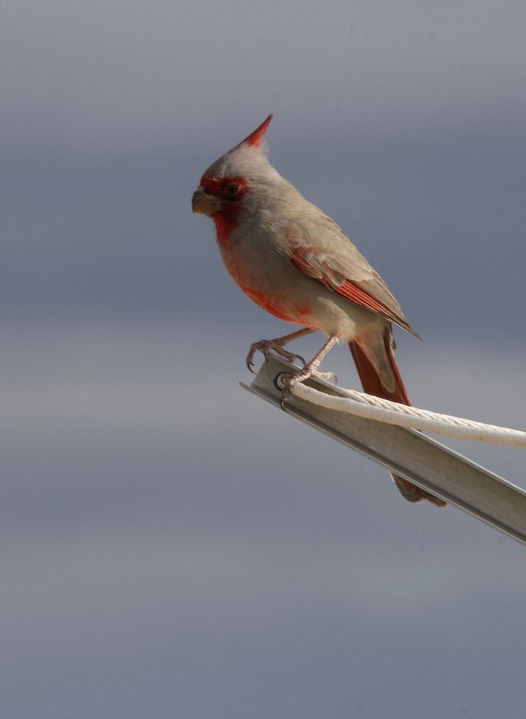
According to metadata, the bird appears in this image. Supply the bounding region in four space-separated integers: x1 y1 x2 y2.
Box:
192 114 446 507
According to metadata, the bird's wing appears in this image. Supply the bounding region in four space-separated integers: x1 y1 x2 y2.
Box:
286 213 417 336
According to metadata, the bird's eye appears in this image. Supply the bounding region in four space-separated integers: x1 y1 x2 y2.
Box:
225 183 240 197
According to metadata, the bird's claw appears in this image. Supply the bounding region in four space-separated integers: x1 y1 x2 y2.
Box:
246 339 306 374
275 367 338 410
273 372 296 409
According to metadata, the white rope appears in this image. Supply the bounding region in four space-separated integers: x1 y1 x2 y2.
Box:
290 381 526 447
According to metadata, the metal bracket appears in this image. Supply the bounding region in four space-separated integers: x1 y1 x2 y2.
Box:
241 354 526 546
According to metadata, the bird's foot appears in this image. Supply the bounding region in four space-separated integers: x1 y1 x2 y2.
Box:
246 339 306 373
276 365 338 409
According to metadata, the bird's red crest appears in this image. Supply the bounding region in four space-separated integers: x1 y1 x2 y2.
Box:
241 114 273 147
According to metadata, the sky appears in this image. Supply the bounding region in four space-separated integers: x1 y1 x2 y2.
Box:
2 1 526 717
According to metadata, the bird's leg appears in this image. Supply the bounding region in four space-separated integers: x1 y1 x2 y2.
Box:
279 335 339 405
246 327 315 372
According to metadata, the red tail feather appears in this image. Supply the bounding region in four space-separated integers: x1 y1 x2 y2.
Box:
349 332 410 405
349 332 446 507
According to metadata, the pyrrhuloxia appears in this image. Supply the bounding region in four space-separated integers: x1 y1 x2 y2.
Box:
192 114 445 507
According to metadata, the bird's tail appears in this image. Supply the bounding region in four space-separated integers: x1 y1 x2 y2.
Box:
349 328 446 507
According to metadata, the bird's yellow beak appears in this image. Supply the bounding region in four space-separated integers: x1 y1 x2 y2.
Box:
192 188 221 216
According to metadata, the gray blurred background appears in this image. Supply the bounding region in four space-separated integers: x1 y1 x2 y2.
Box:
2 1 526 717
